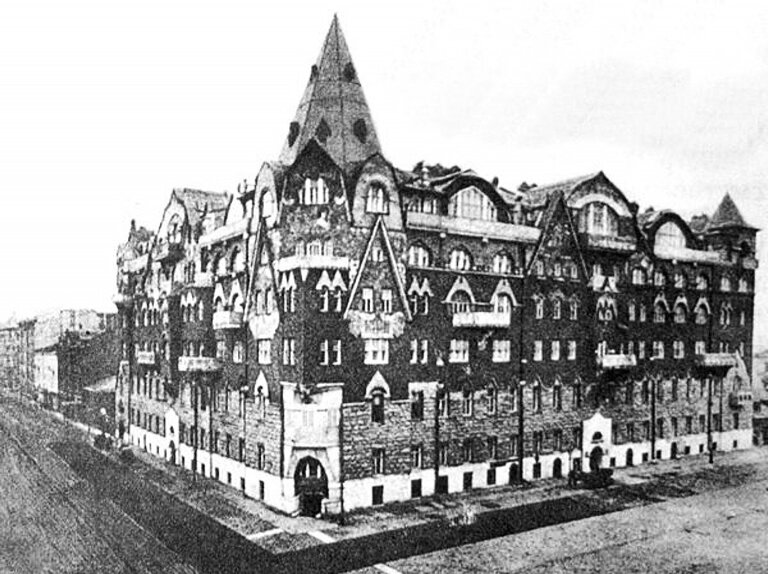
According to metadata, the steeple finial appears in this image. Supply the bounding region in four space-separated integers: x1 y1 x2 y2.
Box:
278 15 382 169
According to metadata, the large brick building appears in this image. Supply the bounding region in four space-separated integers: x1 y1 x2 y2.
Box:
114 17 758 516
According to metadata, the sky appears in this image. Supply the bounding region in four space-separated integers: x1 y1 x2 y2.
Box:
1 0 767 343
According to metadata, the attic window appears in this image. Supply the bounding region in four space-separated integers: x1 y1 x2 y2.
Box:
353 119 368 143
310 64 318 80
343 62 356 82
288 122 300 147
316 119 331 144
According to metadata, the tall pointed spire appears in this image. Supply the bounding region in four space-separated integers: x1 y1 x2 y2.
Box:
279 15 382 169
709 193 755 230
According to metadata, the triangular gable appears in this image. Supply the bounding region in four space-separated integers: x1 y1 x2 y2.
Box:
673 294 689 310
694 296 711 314
365 370 390 398
443 276 476 304
490 278 519 306
407 276 433 297
653 293 670 310
315 269 333 291
526 190 588 279
331 270 348 292
343 216 412 320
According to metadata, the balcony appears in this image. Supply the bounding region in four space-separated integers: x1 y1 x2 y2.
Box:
212 310 244 330
452 311 511 329
193 271 213 288
695 353 737 369
112 293 133 308
122 254 149 274
406 211 540 244
597 354 637 370
178 356 221 373
583 234 636 252
276 254 350 272
152 240 184 263
729 390 753 409
136 351 157 366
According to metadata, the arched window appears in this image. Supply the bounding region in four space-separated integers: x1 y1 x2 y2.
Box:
720 276 732 292
449 248 472 271
494 293 513 314
654 270 666 287
655 222 686 250
553 383 562 411
449 186 497 221
654 303 667 323
632 268 647 286
260 189 275 219
552 298 562 319
695 304 709 325
230 247 245 274
532 382 542 412
167 214 182 243
674 272 686 289
449 291 472 314
738 277 749 293
371 389 385 423
674 304 686 324
579 202 619 236
696 274 709 291
492 252 513 274
231 293 243 313
366 182 388 213
408 244 431 267
214 297 225 313
215 255 227 276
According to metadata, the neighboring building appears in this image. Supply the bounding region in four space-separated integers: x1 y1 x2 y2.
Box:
0 326 20 389
33 309 117 408
114 17 759 516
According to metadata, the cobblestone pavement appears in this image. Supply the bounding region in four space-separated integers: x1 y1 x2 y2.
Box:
376 450 768 573
0 397 198 574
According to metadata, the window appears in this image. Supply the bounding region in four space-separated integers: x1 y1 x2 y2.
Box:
366 182 388 213
673 341 685 359
408 244 431 267
738 277 749 293
494 294 513 314
257 339 271 364
487 386 498 415
534 297 544 319
639 304 647 322
366 340 389 365
239 437 246 462
362 287 374 313
625 381 634 404
675 272 686 289
438 443 448 465
411 339 429 364
674 305 686 324
449 248 472 271
551 340 561 361
438 390 449 417
492 339 511 363
567 341 576 360
553 385 562 411
535 260 544 276
654 303 666 323
488 436 498 460
372 448 386 474
579 202 619 236
462 439 472 462
332 339 342 365
533 341 543 361
492 252 513 274
283 338 296 365
720 276 732 292
553 299 561 320
697 274 709 290
410 445 423 469
462 389 474 416
570 300 578 320
257 443 266 470
411 391 424 420
449 339 469 363
532 383 541 412
696 305 708 324
233 341 244 364
656 222 686 250
573 382 582 408
654 270 666 287
216 340 227 361
533 431 543 455
381 289 392 313
319 340 329 365
449 186 497 221
320 288 330 313
652 341 665 359
632 268 646 286
628 301 636 322
371 390 385 424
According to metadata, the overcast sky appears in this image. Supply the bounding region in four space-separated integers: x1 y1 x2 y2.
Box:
1 0 767 344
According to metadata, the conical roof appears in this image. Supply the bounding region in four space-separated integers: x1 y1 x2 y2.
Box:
278 15 382 169
709 193 755 230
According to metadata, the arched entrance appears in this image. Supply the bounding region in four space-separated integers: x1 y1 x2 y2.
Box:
670 442 678 459
294 457 328 517
626 448 634 467
589 446 603 473
169 441 176 465
552 458 563 479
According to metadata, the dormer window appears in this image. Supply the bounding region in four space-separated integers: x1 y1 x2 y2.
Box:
492 252 513 274
720 276 732 292
656 222 686 250
408 244 431 267
167 214 182 243
449 186 497 221
449 291 472 314
579 202 619 236
366 182 388 213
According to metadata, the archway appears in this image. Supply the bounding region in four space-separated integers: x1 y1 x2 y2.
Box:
626 448 634 467
552 458 563 479
294 457 328 517
169 441 176 465
589 446 603 473
670 442 678 459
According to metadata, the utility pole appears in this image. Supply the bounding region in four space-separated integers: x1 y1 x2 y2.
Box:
193 376 198 484
707 375 714 464
650 373 657 461
517 378 525 483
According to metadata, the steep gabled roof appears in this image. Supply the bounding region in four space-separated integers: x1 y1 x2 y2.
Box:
278 15 382 170
708 193 756 231
171 188 229 229
519 172 600 208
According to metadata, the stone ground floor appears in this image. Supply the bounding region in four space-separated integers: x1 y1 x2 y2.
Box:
127 410 753 514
